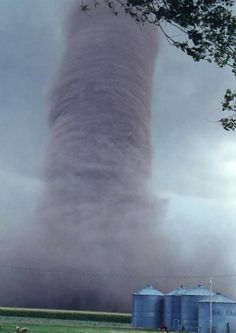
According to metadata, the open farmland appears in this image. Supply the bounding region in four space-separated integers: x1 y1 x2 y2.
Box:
0 308 156 333
0 317 154 333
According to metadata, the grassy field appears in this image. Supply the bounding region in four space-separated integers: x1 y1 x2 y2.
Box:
0 316 155 333
0 308 156 333
0 308 131 323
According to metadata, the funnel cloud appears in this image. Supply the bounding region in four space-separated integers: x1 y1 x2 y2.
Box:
29 0 161 310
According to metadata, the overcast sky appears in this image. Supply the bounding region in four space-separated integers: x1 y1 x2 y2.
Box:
0 0 236 294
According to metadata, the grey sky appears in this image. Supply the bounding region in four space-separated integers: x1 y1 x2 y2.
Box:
0 0 235 294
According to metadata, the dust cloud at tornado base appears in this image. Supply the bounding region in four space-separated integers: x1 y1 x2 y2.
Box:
0 0 235 311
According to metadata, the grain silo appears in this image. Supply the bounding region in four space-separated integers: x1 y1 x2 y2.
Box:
181 285 214 332
198 292 236 333
132 285 164 329
163 285 189 331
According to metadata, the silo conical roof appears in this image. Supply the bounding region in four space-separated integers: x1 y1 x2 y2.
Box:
133 285 164 296
184 284 213 296
199 292 236 304
166 285 189 296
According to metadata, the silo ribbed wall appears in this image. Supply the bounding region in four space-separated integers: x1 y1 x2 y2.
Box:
164 286 189 331
164 296 172 329
132 294 163 328
164 295 182 331
198 302 210 333
181 295 200 332
181 285 212 332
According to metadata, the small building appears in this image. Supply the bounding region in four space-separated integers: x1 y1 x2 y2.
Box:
132 285 164 329
198 292 236 333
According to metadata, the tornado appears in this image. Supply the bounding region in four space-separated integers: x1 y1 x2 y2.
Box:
0 0 164 312
33 0 161 310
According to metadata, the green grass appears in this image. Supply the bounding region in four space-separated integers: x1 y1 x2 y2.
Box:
0 316 156 333
0 308 131 323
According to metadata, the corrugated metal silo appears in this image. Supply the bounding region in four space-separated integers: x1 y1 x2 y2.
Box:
164 285 189 331
181 285 214 332
132 285 164 329
199 292 236 333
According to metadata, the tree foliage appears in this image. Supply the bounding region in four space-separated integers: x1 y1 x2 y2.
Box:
220 89 236 130
82 0 236 130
